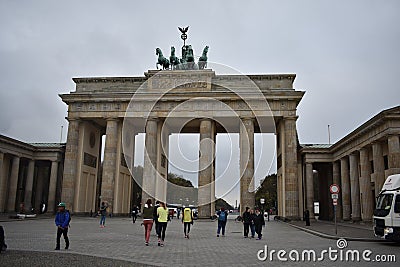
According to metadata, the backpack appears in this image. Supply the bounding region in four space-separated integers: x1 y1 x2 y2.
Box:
218 211 226 221
65 210 72 225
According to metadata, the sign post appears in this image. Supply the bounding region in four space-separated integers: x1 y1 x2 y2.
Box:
330 184 340 236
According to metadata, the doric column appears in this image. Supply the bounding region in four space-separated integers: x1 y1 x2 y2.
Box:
198 119 215 218
305 162 314 218
283 117 299 218
239 118 255 215
340 157 351 220
387 135 400 173
349 153 361 221
47 161 59 213
372 142 385 197
142 118 158 207
7 155 20 212
24 159 35 211
0 151 6 212
101 118 119 213
61 119 80 210
359 148 373 221
332 161 342 220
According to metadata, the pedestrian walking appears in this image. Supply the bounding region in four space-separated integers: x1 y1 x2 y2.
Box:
142 199 154 246
99 202 107 228
132 205 138 223
177 207 181 219
242 207 251 238
249 209 256 238
216 207 228 237
304 209 310 226
156 202 170 246
254 208 265 240
182 206 194 239
0 225 7 253
54 202 70 250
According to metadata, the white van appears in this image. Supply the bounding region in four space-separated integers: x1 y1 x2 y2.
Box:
373 174 400 241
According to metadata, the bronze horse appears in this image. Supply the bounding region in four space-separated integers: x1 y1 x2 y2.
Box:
198 46 209 69
156 48 170 70
169 46 180 69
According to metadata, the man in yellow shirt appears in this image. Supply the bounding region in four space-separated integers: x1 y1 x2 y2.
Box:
181 207 194 239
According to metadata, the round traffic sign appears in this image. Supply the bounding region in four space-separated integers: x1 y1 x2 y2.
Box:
330 184 340 194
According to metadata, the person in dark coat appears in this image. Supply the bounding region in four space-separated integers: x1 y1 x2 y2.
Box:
253 208 265 240
242 207 251 238
132 205 138 223
249 209 256 238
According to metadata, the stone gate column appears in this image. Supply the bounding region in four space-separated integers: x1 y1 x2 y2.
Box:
7 155 20 212
305 162 314 218
101 118 119 213
372 142 385 197
387 135 400 175
239 118 255 215
24 159 35 211
47 161 59 213
142 118 158 206
0 151 6 212
349 153 361 221
359 148 373 221
283 117 299 219
61 119 80 210
198 119 214 218
332 161 342 220
340 157 351 220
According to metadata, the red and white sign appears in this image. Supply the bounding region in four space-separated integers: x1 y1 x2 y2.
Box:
330 184 340 194
333 199 338 206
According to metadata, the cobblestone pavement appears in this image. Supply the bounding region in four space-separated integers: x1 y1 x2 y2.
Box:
1 217 399 266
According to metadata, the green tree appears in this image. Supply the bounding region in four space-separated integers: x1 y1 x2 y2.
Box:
167 172 194 187
255 174 277 210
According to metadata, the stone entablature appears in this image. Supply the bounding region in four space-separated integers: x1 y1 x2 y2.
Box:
61 71 304 128
300 106 400 160
0 135 64 161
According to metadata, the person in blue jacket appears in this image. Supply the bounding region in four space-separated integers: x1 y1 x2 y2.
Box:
55 202 70 250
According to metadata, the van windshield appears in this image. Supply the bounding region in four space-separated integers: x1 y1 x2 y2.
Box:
374 194 393 217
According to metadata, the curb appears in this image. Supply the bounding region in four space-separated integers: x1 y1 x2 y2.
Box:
281 221 391 243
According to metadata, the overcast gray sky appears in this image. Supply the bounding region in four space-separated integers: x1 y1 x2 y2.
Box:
1 1 399 206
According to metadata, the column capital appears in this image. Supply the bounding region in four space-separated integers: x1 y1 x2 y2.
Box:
349 151 358 156
146 116 159 122
12 153 21 159
240 116 254 121
283 116 298 121
104 117 119 122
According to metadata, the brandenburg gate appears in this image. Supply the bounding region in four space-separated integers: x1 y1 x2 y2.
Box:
59 68 304 219
59 30 304 219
